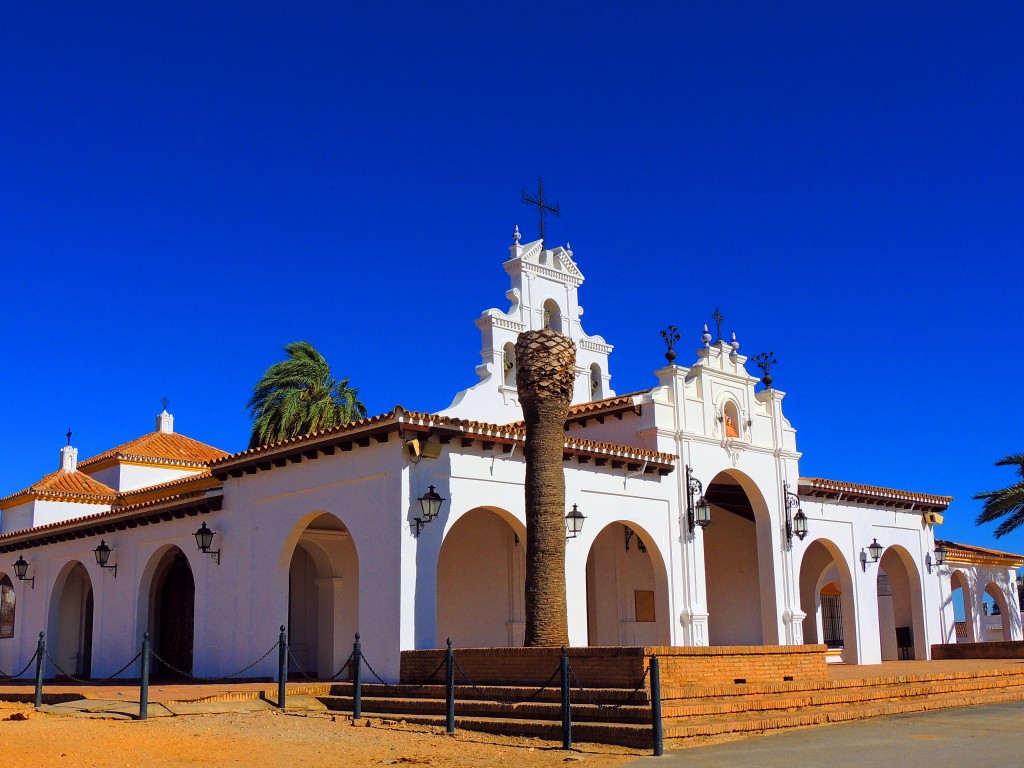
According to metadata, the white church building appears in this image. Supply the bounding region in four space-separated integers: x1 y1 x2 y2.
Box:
1 231 1021 683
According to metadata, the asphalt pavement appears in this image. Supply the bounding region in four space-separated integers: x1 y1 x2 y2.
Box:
625 699 1024 768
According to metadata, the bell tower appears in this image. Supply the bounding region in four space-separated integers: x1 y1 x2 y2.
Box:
439 228 614 424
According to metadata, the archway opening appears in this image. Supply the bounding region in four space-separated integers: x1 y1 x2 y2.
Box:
983 581 1011 641
703 472 776 645
0 574 15 640
48 562 94 678
149 548 195 677
437 508 525 647
798 539 857 663
949 570 972 643
287 512 359 678
877 546 926 660
585 522 670 646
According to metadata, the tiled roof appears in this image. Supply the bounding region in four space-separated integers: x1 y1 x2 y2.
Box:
798 477 952 512
0 485 224 552
938 539 1024 567
565 391 648 416
77 431 228 470
212 406 677 477
505 391 650 428
0 469 117 507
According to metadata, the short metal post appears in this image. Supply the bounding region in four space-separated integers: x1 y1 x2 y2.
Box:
650 656 663 757
560 645 572 750
277 625 287 710
352 633 362 720
445 638 455 735
139 633 151 721
33 632 45 709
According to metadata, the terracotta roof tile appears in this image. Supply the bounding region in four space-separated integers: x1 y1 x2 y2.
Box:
212 406 677 472
938 539 1024 566
565 390 649 416
77 431 228 470
798 477 952 511
0 469 117 507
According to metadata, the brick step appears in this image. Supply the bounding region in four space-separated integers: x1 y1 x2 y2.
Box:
301 681 649 706
317 694 651 724
357 712 654 749
663 674 1024 717
661 685 1024 740
663 667 1024 701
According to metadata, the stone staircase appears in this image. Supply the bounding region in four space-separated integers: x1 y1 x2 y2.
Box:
289 665 1024 749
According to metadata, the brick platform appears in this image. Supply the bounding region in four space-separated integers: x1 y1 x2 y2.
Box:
401 644 828 688
931 640 1024 660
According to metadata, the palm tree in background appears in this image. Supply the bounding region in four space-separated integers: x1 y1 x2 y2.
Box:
975 454 1024 538
247 341 367 448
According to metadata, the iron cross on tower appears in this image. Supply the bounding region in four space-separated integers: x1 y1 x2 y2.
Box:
712 307 725 342
521 178 560 245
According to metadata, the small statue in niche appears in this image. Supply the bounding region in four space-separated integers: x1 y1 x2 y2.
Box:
724 412 739 438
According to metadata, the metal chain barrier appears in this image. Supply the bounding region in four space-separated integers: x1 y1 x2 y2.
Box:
285 648 319 681
42 648 142 686
567 662 650 710
453 655 561 706
0 650 39 681
359 651 445 694
150 640 279 683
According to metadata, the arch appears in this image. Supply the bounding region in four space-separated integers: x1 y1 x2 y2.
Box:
590 363 603 400
703 469 778 645
284 512 359 678
543 299 562 332
0 573 15 639
437 507 526 647
585 521 670 646
984 581 1011 641
949 569 973 643
46 561 94 678
798 538 858 663
876 545 926 660
503 343 516 386
722 401 740 438
137 546 195 677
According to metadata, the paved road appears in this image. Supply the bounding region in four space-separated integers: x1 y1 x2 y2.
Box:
624 700 1024 768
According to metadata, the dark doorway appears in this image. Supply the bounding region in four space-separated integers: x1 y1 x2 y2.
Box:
155 553 195 676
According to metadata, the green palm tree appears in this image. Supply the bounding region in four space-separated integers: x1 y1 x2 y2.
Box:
975 454 1024 538
247 341 367 448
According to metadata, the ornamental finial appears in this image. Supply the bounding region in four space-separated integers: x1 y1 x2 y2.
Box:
730 331 740 353
701 323 712 347
660 325 680 364
513 224 521 244
753 352 777 388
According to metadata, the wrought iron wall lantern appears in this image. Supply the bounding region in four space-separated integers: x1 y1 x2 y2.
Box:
194 522 221 565
783 482 809 544
413 485 446 537
860 538 884 572
12 555 33 589
686 465 712 535
93 540 117 578
565 504 586 540
624 524 647 553
925 541 947 574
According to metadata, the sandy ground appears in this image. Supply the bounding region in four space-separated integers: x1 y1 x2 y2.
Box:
0 702 641 768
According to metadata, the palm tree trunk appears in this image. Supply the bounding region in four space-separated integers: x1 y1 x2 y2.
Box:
515 329 577 647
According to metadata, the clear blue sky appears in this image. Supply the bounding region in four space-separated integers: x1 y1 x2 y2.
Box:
2 4 1022 554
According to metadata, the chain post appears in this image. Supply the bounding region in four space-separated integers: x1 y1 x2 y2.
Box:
650 656 663 756
445 638 455 734
139 633 151 720
352 633 362 720
560 645 572 750
278 625 288 710
33 632 45 708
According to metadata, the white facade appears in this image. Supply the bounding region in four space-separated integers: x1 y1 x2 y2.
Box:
0 231 1021 683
